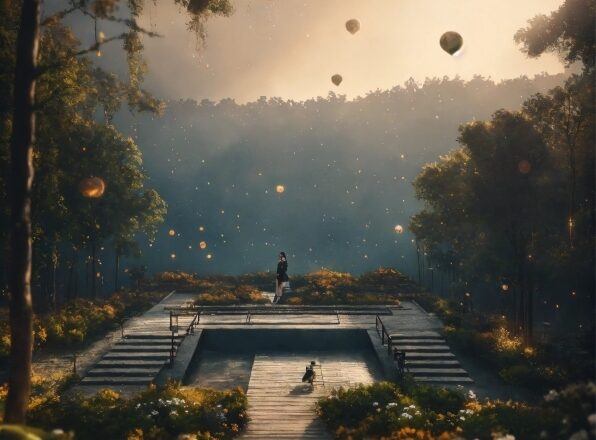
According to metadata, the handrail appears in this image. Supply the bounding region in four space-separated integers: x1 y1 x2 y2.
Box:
168 309 202 366
375 314 393 356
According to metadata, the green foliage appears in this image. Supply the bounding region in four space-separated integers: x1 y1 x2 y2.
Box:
317 381 595 440
0 291 163 358
514 0 595 69
24 382 248 439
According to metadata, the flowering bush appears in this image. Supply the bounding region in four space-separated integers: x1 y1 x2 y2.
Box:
0 291 164 365
195 284 269 305
316 381 596 440
24 382 248 440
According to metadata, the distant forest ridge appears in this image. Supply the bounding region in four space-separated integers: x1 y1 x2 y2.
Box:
122 72 569 276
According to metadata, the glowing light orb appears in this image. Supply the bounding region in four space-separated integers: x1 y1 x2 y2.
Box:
518 160 531 174
198 226 205 232
79 176 106 198
206 254 212 260
501 284 509 291
168 229 176 237
199 241 207 249
394 224 404 234
170 253 176 259
331 74 343 86
439 31 463 55
276 184 285 193
345 19 360 34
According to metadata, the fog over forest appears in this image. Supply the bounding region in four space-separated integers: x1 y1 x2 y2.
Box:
116 73 568 278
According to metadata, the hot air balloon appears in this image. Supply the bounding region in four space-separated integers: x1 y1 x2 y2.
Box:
331 74 343 86
79 177 106 198
345 19 360 34
394 225 404 234
439 31 463 55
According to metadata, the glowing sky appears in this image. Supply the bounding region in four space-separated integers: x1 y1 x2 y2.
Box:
134 0 566 103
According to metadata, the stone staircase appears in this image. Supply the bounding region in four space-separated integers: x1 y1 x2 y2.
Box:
390 331 473 384
80 334 184 386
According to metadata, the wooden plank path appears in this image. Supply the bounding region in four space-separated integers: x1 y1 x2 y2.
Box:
240 352 381 440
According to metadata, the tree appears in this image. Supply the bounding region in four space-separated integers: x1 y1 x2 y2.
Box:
514 0 595 69
412 111 549 342
3 0 232 423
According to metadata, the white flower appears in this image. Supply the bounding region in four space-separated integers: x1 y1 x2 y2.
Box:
135 403 141 409
170 410 178 416
467 390 477 400
151 410 159 416
51 429 65 435
459 416 465 421
415 410 421 416
465 409 474 415
408 404 416 409
372 401 379 407
456 385 464 390
494 435 515 440
400 412 413 419
386 402 398 409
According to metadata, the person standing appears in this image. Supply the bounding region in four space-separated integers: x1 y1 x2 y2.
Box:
274 252 288 304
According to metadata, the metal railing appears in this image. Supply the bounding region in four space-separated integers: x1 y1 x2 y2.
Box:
375 314 393 355
168 309 202 366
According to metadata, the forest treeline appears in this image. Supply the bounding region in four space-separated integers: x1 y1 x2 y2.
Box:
411 0 594 341
0 3 167 310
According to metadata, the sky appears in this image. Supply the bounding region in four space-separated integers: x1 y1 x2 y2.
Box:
121 0 569 103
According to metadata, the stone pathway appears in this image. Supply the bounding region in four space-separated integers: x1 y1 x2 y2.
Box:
73 292 195 393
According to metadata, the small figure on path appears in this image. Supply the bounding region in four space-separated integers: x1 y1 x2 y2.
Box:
273 252 289 303
302 361 317 386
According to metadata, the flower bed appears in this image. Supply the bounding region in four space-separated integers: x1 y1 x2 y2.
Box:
405 293 592 393
0 291 165 359
316 381 595 440
2 380 248 439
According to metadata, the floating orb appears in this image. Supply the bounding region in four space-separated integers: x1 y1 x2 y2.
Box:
170 253 176 259
276 184 285 193
79 176 106 198
345 19 360 34
206 254 212 260
198 226 205 232
439 31 463 55
199 241 207 249
501 284 509 291
518 160 531 174
394 224 404 234
168 229 176 237
331 74 343 86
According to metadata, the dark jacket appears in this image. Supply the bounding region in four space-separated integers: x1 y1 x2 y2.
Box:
277 260 288 282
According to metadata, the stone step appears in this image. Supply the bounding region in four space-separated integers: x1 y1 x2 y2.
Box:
392 338 447 345
111 345 171 352
390 331 442 339
405 360 461 368
80 376 153 385
408 368 468 376
116 339 179 345
391 345 450 352
103 352 170 361
122 334 184 339
86 368 161 377
96 359 165 368
405 352 456 360
415 376 474 383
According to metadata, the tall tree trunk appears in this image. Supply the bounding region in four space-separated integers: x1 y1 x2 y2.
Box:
114 252 120 292
5 0 41 423
91 240 97 298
